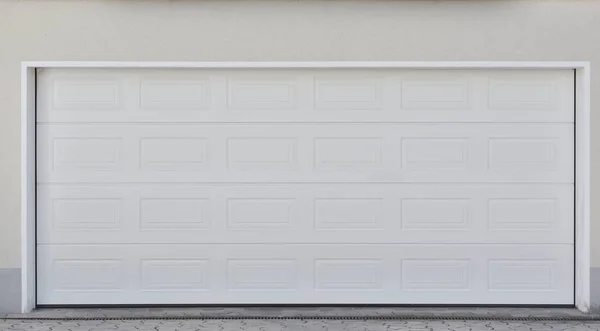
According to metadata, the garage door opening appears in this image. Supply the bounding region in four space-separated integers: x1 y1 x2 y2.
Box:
33 67 575 306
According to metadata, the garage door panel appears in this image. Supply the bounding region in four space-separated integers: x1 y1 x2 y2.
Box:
36 67 575 306
37 244 573 305
37 69 574 123
37 124 573 183
37 184 574 245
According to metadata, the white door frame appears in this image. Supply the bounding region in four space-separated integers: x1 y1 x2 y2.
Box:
21 61 591 313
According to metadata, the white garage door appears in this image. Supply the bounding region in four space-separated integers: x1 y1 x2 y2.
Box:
36 68 575 305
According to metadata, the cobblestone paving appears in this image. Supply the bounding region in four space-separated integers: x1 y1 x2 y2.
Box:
3 307 593 319
2 318 600 331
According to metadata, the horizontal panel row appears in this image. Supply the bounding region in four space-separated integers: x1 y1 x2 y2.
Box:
37 244 574 305
37 184 573 244
37 68 574 123
37 124 574 183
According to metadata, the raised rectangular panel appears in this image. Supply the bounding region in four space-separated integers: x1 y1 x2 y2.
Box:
314 79 382 110
314 259 383 290
52 260 122 290
227 79 295 110
53 198 121 230
402 138 470 170
401 80 470 110
402 199 470 230
489 78 556 111
141 259 209 290
227 259 297 290
140 199 209 230
489 260 555 290
488 138 558 170
402 260 470 290
140 138 207 171
140 80 210 110
53 81 120 110
314 138 383 170
53 138 121 170
227 138 297 169
488 199 556 230
314 199 383 229
227 199 294 229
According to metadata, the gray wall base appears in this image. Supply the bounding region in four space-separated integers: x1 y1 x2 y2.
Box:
590 267 600 312
0 268 21 313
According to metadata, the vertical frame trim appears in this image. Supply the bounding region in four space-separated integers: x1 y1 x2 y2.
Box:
575 64 591 312
21 64 36 313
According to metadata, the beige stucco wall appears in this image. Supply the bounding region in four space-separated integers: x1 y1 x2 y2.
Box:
0 0 598 269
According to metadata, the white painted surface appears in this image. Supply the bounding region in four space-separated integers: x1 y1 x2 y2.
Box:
36 68 575 305
36 124 574 184
37 69 574 123
21 66 36 313
575 67 591 311
37 244 573 305
37 184 574 245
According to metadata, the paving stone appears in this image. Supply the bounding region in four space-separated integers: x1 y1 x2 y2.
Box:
3 318 600 331
6 307 597 319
